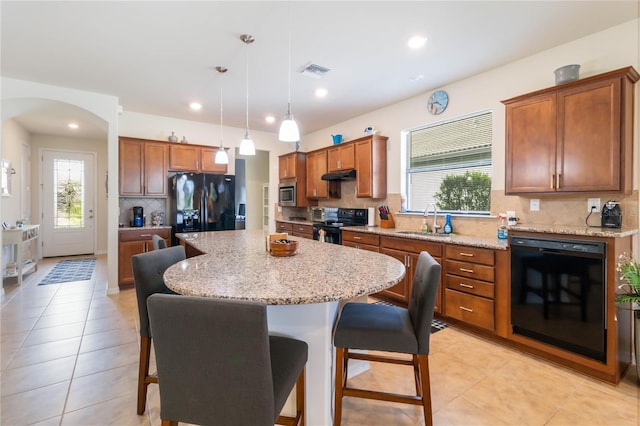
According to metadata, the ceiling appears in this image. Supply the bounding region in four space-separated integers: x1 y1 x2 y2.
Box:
2 1 638 140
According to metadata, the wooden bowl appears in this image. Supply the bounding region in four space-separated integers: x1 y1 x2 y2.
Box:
269 239 299 257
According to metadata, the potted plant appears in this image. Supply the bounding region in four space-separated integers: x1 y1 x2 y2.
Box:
615 253 640 383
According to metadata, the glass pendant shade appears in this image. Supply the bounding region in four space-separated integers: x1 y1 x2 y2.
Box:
239 133 256 156
278 105 300 142
215 147 229 164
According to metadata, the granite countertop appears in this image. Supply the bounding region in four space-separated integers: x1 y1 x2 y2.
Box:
343 225 509 250
118 225 172 231
165 230 406 305
508 223 638 238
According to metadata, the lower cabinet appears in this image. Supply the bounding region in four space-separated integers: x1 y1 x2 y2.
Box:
342 230 379 252
291 224 313 239
443 245 496 331
275 221 293 234
118 228 171 288
377 236 442 312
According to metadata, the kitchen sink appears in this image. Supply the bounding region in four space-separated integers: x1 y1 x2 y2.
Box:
394 230 452 238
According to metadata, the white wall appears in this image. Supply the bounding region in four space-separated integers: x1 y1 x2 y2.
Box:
301 19 640 195
1 119 30 224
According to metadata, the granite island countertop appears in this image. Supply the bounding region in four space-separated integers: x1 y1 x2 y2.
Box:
165 229 406 305
118 225 172 231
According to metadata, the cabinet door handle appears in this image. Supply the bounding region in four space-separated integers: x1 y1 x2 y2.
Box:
551 174 555 189
460 267 474 273
140 234 152 237
556 173 561 189
459 283 474 288
459 306 474 313
354 236 361 240
459 252 474 257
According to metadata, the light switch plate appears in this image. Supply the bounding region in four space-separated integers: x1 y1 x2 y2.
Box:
530 199 540 211
588 198 601 213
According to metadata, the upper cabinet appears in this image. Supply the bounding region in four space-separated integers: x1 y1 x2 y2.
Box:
327 144 355 172
355 135 388 199
119 137 168 197
279 152 304 180
169 144 228 174
306 150 328 199
503 66 638 194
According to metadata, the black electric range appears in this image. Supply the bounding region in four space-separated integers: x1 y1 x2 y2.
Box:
312 208 368 244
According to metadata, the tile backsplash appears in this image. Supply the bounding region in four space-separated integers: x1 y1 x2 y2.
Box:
119 198 167 226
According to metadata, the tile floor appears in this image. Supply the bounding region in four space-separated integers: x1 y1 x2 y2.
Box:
1 255 639 425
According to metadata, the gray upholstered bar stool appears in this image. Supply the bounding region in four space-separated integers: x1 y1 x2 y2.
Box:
152 234 167 250
333 251 441 426
147 293 308 426
131 245 185 415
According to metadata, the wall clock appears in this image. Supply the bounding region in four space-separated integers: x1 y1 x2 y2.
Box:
427 90 449 115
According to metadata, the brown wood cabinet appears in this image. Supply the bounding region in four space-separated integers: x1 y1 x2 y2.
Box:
355 135 387 199
279 152 304 179
306 150 328 199
377 236 442 312
119 137 168 197
169 144 228 174
443 245 495 331
342 230 379 252
291 224 313 239
118 228 171 288
327 144 355 172
503 66 638 194
275 221 293 234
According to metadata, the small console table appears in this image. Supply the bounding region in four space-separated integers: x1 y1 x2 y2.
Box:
3 225 40 286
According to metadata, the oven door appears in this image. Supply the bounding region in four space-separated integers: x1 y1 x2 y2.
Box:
312 224 341 244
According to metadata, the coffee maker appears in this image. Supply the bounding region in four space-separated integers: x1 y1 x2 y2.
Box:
601 200 622 228
131 206 144 227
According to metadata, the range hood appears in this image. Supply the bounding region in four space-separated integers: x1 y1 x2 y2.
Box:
321 169 356 181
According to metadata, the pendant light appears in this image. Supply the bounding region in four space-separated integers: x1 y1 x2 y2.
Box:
214 66 229 165
239 34 256 156
278 5 300 142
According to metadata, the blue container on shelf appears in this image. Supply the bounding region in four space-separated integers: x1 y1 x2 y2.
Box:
332 134 343 144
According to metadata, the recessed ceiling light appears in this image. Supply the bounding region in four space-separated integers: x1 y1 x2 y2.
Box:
265 115 276 124
68 123 79 129
190 102 202 111
409 74 424 82
315 88 328 98
407 35 427 49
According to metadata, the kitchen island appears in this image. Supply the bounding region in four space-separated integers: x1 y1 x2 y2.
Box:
165 230 406 425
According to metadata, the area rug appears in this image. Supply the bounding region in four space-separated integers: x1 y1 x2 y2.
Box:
38 258 96 285
373 300 448 334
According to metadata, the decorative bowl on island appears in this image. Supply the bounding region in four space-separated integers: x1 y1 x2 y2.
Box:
269 239 299 257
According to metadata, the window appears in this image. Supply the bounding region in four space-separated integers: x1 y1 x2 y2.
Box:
406 110 492 214
54 158 85 228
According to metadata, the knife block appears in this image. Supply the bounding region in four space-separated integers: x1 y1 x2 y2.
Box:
380 214 395 228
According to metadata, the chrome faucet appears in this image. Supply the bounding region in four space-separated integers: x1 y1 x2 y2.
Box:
425 202 440 234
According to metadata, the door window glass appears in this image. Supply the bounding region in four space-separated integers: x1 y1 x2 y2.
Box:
54 158 85 228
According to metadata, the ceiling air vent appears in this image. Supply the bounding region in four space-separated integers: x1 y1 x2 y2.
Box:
299 63 331 79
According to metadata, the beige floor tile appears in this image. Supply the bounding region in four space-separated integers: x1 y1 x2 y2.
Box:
61 394 151 426
79 327 138 353
6 336 81 369
34 309 90 329
42 300 91 317
74 341 139 378
340 397 425 426
31 416 63 426
1 304 47 321
83 315 137 335
65 364 138 412
428 350 489 410
434 394 510 425
0 381 69 425
0 314 39 334
22 322 85 347
1 355 76 396
0 331 28 370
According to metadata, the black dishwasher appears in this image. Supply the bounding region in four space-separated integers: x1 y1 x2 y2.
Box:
510 235 606 362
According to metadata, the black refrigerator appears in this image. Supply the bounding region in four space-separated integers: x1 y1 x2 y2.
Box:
168 173 237 242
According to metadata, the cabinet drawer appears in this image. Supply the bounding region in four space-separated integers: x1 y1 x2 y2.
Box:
445 274 494 299
119 229 170 242
276 222 293 233
342 240 380 252
445 259 494 282
292 224 313 238
445 244 494 266
380 236 442 257
445 289 494 331
342 231 379 246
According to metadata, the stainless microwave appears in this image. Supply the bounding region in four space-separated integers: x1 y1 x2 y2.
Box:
278 182 296 207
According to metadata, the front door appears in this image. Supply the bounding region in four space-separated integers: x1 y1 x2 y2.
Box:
41 150 96 257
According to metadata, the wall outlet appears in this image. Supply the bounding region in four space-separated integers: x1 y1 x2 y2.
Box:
587 198 601 213
530 199 540 211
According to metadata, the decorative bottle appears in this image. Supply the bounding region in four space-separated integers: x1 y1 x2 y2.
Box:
443 214 453 234
498 214 508 240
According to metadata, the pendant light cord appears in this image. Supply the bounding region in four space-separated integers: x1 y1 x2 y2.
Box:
246 39 250 133
287 3 292 114
220 71 224 148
